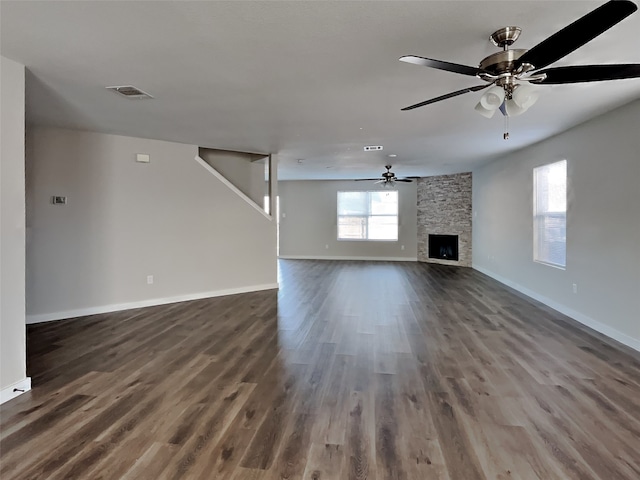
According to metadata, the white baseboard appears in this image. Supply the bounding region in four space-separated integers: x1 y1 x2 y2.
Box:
26 283 280 324
279 255 417 262
1 377 32 405
473 264 640 353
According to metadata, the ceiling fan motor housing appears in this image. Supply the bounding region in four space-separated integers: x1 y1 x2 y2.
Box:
383 165 395 179
479 49 527 76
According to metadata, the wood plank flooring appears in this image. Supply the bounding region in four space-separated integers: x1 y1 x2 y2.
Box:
1 259 639 479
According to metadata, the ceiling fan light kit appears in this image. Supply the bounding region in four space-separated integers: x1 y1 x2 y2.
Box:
504 98 529 117
399 0 640 139
474 101 497 118
512 84 539 110
480 85 506 110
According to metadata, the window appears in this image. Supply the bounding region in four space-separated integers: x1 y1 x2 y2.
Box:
534 160 567 268
263 195 279 216
337 191 398 240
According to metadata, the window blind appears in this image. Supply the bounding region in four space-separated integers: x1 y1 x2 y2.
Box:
337 191 398 241
533 160 567 268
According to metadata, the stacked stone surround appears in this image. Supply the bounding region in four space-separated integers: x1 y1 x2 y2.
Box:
417 172 472 267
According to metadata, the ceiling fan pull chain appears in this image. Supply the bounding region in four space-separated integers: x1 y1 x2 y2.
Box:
504 115 510 140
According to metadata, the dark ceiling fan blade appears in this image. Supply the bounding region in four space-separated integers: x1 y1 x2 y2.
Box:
516 0 638 70
401 84 491 111
355 178 385 181
399 55 482 77
535 64 640 83
395 179 413 183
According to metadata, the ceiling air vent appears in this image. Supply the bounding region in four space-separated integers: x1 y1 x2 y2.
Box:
106 85 153 99
364 145 383 151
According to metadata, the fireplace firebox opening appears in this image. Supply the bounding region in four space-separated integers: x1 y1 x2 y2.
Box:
428 234 459 261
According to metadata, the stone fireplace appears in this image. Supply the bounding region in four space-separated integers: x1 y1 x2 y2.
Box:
417 172 472 267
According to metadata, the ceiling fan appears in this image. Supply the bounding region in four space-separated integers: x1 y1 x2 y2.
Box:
356 165 417 187
399 0 640 133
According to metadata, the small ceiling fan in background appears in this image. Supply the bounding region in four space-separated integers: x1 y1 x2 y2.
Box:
356 165 418 187
399 0 640 138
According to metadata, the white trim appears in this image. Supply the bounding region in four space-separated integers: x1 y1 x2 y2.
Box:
279 255 417 262
473 264 640 353
1 377 32 405
194 156 272 220
26 283 280 324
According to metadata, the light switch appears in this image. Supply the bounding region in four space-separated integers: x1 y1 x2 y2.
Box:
136 153 150 163
51 196 67 205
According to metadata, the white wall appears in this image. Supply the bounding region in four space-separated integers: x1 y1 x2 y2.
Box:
199 148 268 207
278 180 417 260
26 127 277 322
473 100 640 351
0 56 30 402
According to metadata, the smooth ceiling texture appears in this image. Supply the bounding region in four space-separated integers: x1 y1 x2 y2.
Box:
2 1 639 180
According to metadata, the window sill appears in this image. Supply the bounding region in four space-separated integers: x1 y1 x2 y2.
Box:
337 238 398 242
534 259 566 270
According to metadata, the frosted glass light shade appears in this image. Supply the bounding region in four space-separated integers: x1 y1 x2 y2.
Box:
480 86 505 110
513 84 539 109
475 101 497 118
505 98 529 116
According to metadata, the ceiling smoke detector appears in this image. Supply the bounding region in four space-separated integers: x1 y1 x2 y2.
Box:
106 85 154 99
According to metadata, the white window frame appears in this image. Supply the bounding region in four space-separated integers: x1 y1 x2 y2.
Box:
533 159 567 269
337 191 399 241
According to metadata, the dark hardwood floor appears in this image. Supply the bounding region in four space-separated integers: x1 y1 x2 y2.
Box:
1 260 639 479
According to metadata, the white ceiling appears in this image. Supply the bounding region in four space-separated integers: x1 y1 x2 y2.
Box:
2 1 639 180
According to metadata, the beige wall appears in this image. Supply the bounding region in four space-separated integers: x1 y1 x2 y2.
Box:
1 56 28 397
26 127 277 322
278 180 417 260
199 148 268 207
473 100 640 351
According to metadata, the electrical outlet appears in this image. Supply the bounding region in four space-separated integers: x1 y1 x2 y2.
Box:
147 275 154 285
572 283 578 294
